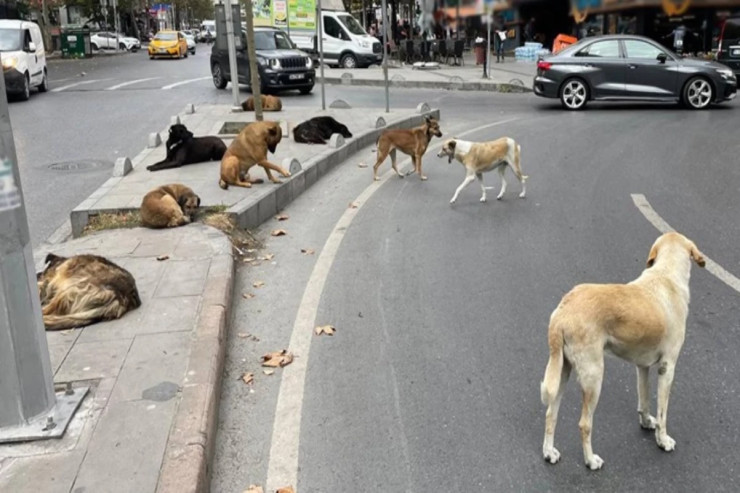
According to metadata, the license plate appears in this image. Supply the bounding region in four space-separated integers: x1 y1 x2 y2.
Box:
158 49 166 53
289 73 304 80
733 48 740 56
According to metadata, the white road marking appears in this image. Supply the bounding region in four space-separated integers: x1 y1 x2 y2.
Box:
105 77 160 91
265 117 522 490
161 76 211 90
632 193 740 293
50 79 107 92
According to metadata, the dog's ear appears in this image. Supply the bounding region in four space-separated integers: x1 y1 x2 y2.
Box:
447 140 456 163
196 196 201 208
690 242 706 268
646 244 658 268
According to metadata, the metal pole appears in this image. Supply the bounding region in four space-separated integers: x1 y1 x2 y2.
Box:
245 0 263 119
0 69 54 430
486 8 491 79
223 0 241 110
114 0 120 52
317 0 326 111
381 0 389 113
286 0 291 38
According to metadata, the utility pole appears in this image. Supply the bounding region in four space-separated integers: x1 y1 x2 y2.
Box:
317 0 325 110
381 0 389 113
244 0 263 120
0 66 87 444
222 0 244 112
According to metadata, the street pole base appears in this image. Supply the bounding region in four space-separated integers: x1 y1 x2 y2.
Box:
0 386 89 444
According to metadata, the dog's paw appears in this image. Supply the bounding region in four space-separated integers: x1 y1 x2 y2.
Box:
480 196 487 203
373 176 381 182
519 192 526 198
639 414 657 430
449 198 457 205
585 454 604 471
420 175 428 181
146 165 154 171
283 171 292 178
657 434 676 452
496 195 504 200
543 447 561 465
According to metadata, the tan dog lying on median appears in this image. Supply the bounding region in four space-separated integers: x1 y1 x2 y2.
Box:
372 115 442 181
437 137 527 204
140 183 200 228
241 95 282 112
541 232 706 470
219 121 289 189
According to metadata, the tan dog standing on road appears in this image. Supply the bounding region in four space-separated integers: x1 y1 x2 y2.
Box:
219 121 289 189
241 95 283 112
372 115 442 181
140 183 200 228
541 232 706 470
436 137 527 204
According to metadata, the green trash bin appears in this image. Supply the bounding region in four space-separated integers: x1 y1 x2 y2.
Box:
60 27 92 58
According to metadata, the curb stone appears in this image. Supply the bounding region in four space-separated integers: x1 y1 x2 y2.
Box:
317 76 532 93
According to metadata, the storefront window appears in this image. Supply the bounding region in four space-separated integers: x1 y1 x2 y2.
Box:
579 14 604 38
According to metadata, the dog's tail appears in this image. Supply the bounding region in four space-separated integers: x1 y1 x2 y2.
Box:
540 322 565 406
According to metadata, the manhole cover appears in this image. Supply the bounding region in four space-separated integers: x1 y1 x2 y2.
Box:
48 159 113 172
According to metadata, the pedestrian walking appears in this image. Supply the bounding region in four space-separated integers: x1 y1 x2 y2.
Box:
524 17 536 43
495 17 506 62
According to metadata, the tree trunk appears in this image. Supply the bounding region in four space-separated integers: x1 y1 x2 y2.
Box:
244 0 263 121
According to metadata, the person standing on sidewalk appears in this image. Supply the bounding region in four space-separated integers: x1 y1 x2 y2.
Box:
495 17 506 63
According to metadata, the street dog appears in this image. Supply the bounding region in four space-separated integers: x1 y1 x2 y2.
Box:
147 124 227 172
540 232 705 470
372 115 442 181
293 116 353 145
37 253 142 331
140 183 200 228
219 121 288 189
241 95 283 112
436 137 527 204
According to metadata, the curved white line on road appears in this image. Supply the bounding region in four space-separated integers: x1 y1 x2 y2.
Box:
265 116 522 491
105 77 160 91
632 193 740 293
50 79 107 92
161 76 211 90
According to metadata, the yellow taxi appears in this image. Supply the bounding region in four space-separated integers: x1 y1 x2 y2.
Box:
148 30 189 59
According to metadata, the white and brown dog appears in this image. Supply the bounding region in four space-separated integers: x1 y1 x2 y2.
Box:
437 137 527 204
541 232 706 470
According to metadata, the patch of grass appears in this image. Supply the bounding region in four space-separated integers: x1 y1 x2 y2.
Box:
83 211 141 235
199 211 263 255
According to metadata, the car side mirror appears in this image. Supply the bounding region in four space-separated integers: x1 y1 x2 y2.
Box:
657 53 667 64
28 42 36 52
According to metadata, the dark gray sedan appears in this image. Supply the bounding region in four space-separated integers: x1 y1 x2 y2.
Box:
533 35 737 110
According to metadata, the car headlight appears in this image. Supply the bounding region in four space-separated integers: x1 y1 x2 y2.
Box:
2 56 18 69
269 58 281 70
305 57 313 69
357 39 371 49
716 68 735 80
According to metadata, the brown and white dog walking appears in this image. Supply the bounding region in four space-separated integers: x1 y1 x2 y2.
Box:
436 137 527 204
219 121 288 189
372 115 442 181
541 232 705 470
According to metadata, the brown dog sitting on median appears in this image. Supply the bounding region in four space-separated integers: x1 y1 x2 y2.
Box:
372 115 443 181
241 95 282 112
140 183 200 228
219 121 289 189
37 253 142 331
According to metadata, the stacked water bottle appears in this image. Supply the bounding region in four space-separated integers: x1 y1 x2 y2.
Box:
514 42 550 62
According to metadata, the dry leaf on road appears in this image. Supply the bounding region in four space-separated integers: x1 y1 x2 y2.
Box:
243 257 256 263
271 229 287 237
314 325 336 336
260 253 275 261
357 162 368 168
276 487 295 493
349 202 359 209
237 332 250 338
263 369 275 376
242 293 255 299
156 255 170 261
301 248 315 255
253 281 265 288
244 485 263 493
240 372 254 385
261 350 294 368
276 214 289 221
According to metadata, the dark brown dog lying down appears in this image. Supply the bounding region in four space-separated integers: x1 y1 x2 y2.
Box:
37 253 141 331
293 116 352 145
140 183 200 228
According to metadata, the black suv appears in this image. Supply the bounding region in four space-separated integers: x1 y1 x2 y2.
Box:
717 17 740 77
211 26 314 94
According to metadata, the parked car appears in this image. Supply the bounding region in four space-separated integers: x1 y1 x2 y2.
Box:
148 30 189 59
533 34 737 110
0 19 47 101
210 26 314 94
90 31 140 51
716 16 740 77
180 31 196 55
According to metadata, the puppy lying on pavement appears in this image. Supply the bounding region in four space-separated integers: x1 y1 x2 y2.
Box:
147 124 227 172
373 116 442 181
541 232 705 470
242 95 282 112
437 137 527 204
219 121 289 189
140 183 200 228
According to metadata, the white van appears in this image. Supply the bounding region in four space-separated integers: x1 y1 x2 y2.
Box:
292 10 382 69
0 20 48 100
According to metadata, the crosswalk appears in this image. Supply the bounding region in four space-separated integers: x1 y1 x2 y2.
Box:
48 76 213 93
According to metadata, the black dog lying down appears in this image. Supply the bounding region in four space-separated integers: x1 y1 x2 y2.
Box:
147 124 227 171
293 116 352 145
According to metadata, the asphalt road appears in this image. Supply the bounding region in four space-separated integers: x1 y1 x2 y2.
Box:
211 92 740 492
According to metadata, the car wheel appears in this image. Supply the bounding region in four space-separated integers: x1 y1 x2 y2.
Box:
18 73 30 101
184 49 188 58
299 85 313 95
191 48 196 55
212 63 228 89
560 78 589 110
91 42 99 51
340 53 358 69
119 43 127 51
683 76 713 110
38 68 48 92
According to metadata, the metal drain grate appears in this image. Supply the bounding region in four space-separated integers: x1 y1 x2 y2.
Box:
48 159 113 172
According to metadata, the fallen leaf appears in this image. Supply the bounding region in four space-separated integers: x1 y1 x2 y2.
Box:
276 487 295 493
301 248 315 255
349 202 359 209
242 293 255 299
237 332 250 338
263 369 275 376
243 257 256 263
271 229 287 237
260 253 275 261
244 485 264 493
261 350 294 368
276 214 290 221
314 325 336 336
253 281 265 288
357 162 368 168
156 255 170 261
246 248 257 253
241 372 254 385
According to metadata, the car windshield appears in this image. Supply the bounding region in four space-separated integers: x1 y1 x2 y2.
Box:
254 31 294 50
338 15 366 36
155 32 177 41
723 19 740 40
0 28 21 51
